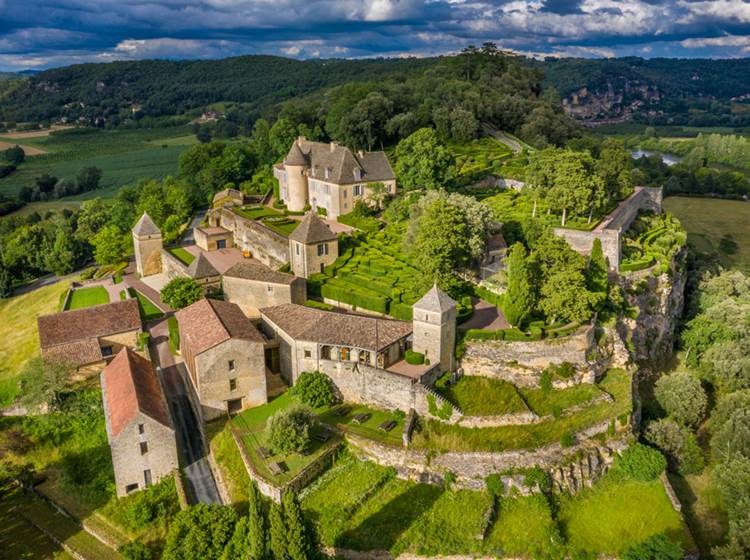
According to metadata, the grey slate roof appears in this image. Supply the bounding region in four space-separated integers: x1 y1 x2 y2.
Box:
260 303 412 352
132 213 161 237
413 284 456 313
285 139 395 185
186 252 219 279
288 212 337 244
285 142 308 166
224 260 297 285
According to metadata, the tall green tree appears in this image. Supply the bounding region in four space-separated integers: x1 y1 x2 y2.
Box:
268 501 287 560
394 128 455 190
587 238 609 294
161 277 203 310
247 481 266 560
220 517 250 560
45 230 77 276
504 243 534 327
19 357 75 412
413 196 468 290
162 504 237 560
92 225 130 265
282 491 310 560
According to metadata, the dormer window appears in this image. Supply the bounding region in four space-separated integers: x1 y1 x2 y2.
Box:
353 168 362 181
324 167 330 180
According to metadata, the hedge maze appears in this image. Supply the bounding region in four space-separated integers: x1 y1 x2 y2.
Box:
620 212 686 273
308 224 427 320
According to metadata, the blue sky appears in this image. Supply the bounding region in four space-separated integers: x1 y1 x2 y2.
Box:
0 1 749 71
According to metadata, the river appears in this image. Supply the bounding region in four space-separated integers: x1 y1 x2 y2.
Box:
631 149 683 166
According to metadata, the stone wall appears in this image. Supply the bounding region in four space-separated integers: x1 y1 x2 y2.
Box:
214 208 289 269
348 432 628 493
161 248 189 281
553 186 663 270
460 324 597 387
223 276 306 318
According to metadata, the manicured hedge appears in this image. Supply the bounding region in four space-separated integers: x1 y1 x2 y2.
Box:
337 211 383 233
405 349 425 365
464 321 581 342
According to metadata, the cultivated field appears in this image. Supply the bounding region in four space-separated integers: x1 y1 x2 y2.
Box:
0 127 197 200
0 140 47 155
663 196 750 272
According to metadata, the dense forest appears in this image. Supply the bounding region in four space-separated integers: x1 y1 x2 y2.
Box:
2 52 749 130
538 57 750 127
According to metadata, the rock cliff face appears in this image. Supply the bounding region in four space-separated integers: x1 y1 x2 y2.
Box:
619 250 687 365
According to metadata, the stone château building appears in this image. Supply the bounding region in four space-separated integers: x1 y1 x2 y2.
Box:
273 137 396 218
288 212 339 278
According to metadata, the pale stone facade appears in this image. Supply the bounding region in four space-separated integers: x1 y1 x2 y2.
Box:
273 137 397 219
195 226 233 252
288 212 339 278
187 337 267 421
210 207 290 269
132 213 163 277
177 299 267 421
222 261 306 318
411 285 457 373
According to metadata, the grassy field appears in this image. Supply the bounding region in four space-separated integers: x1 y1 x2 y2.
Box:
663 196 750 272
302 453 690 557
65 286 110 310
206 418 252 510
441 376 529 416
0 127 196 200
559 472 694 555
127 288 164 321
0 280 71 406
232 205 299 237
412 369 631 452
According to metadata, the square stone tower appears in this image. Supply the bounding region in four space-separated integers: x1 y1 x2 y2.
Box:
132 213 163 277
288 212 338 278
411 284 457 373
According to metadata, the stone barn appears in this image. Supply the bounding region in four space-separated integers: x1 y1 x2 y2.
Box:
101 348 178 497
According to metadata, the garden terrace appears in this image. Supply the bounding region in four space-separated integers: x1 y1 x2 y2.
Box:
308 223 427 320
411 368 632 452
300 452 692 557
165 246 195 266
436 374 609 418
620 211 687 273
231 204 299 237
64 286 110 310
448 137 513 186
229 393 406 486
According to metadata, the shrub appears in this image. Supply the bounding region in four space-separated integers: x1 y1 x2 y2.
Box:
119 542 152 560
161 277 203 309
646 418 705 475
523 467 552 493
290 372 336 408
614 443 667 481
654 372 707 428
405 349 425 365
485 474 505 497
168 316 180 354
266 404 316 455
123 476 180 529
622 534 682 560
560 432 575 448
162 504 237 560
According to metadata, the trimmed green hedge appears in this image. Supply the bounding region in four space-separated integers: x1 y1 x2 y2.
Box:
465 321 581 342
405 349 425 365
337 211 383 233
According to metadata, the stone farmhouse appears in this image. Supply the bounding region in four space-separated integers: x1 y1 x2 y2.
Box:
177 298 267 420
101 348 178 497
258 285 456 413
37 299 142 373
222 260 306 318
273 137 397 218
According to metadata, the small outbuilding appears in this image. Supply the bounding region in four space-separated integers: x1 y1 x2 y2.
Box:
223 260 306 318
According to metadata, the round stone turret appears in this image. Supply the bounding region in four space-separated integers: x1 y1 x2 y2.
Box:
285 140 309 212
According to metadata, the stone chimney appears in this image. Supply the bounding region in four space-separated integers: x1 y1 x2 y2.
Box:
330 142 336 152
357 150 364 158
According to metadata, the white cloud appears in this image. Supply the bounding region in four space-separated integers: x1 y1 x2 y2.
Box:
679 0 750 24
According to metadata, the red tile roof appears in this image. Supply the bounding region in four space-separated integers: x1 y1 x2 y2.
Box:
102 348 172 438
176 298 264 357
38 299 141 348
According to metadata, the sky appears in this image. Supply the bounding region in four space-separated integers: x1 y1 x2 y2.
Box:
0 0 749 71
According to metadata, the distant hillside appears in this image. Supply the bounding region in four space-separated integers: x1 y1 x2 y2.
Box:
537 57 750 126
0 55 438 125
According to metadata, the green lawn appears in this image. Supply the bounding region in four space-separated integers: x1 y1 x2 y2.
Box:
484 494 563 558
0 127 196 200
0 280 71 406
65 286 110 310
519 382 603 417
166 246 195 266
127 288 164 320
440 376 529 416
412 369 631 452
0 483 75 560
231 206 299 237
206 419 253 509
231 393 341 485
559 472 694 556
663 196 750 272
318 403 404 446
